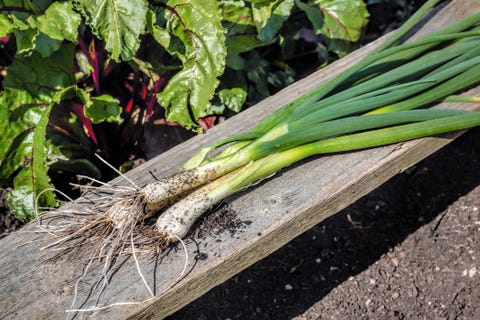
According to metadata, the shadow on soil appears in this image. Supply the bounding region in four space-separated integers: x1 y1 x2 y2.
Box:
170 127 480 320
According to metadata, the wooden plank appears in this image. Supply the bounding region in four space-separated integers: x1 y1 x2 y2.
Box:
1 1 479 319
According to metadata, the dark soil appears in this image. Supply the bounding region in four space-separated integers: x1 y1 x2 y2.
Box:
0 189 24 237
167 127 480 320
193 203 250 240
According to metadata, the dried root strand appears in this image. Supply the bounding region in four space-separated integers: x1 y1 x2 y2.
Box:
35 164 198 315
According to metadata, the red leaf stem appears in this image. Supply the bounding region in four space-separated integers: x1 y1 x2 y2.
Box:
104 61 114 77
124 82 134 93
90 40 101 94
146 77 165 117
77 36 100 94
198 116 216 132
141 83 148 100
124 98 134 114
72 103 98 145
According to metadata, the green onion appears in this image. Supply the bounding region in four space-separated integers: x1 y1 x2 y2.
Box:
96 0 480 244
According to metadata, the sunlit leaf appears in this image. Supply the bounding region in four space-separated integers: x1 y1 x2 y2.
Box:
218 87 247 113
75 0 148 61
0 13 28 37
33 32 61 57
156 0 227 131
85 94 123 124
296 0 369 55
251 0 295 42
29 1 81 42
0 89 56 219
3 43 76 98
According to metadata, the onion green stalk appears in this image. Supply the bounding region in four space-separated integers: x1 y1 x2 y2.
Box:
444 95 480 103
186 43 480 169
187 30 480 159
213 11 480 145
157 111 480 239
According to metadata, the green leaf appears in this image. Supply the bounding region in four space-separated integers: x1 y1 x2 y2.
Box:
146 9 186 62
0 89 56 219
28 1 81 42
268 69 295 89
221 0 253 31
0 0 52 20
220 1 270 56
146 10 172 54
0 13 29 37
226 53 246 70
13 27 38 54
33 32 62 57
295 0 369 55
3 43 76 98
218 87 247 113
246 56 270 97
156 0 227 131
3 1 77 56
0 90 35 159
226 34 269 55
75 0 148 61
251 0 295 42
7 160 57 220
14 27 61 58
85 94 123 124
16 0 54 13
146 9 170 47
49 158 102 179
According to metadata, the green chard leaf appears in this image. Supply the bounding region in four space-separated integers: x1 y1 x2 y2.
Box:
0 41 76 218
0 89 56 219
250 0 295 42
295 0 369 56
13 27 63 59
2 1 70 57
221 1 267 55
3 43 76 98
146 9 186 62
0 13 29 37
146 9 170 49
75 0 148 61
218 87 247 113
246 55 270 97
156 0 227 131
32 32 61 57
28 1 82 43
85 94 123 124
12 0 53 13
0 0 52 21
13 27 39 54
52 86 122 124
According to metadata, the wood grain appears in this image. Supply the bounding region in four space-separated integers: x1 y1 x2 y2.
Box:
1 1 479 319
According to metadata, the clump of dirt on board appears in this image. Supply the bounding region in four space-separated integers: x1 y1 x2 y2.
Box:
192 203 251 240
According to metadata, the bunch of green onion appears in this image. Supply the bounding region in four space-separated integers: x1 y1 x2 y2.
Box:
42 4 480 313
101 0 480 245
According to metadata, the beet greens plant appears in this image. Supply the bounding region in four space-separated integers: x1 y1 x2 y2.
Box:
0 0 369 219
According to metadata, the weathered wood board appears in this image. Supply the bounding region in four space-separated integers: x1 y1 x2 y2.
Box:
1 1 479 319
